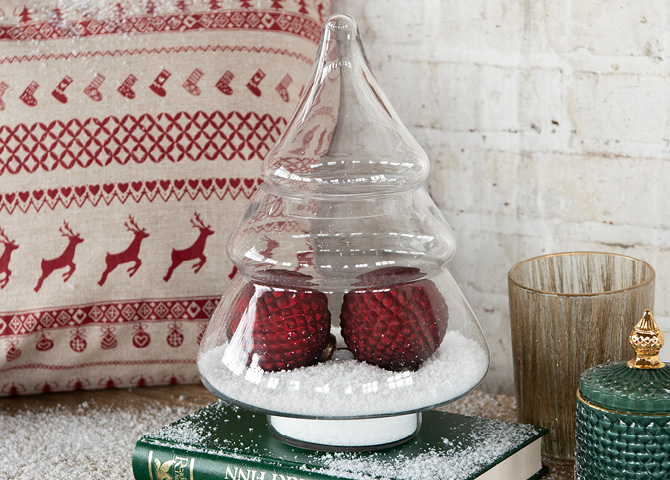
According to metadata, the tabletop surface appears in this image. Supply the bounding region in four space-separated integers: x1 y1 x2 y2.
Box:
0 384 573 479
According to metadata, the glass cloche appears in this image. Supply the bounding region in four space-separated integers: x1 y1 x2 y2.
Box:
198 13 489 451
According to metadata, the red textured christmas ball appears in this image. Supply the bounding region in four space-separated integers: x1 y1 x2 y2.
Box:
228 270 332 372
340 267 448 371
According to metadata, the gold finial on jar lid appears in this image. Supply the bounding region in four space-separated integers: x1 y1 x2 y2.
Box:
628 309 665 369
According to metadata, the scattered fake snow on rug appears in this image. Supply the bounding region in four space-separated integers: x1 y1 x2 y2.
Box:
1 398 197 480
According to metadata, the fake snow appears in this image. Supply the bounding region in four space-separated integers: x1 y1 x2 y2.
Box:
0 399 195 480
132 401 540 480
119 400 539 480
311 418 539 480
198 331 489 417
1 390 547 480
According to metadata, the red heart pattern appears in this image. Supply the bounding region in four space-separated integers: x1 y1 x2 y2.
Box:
36 337 54 351
1 177 262 212
133 330 150 348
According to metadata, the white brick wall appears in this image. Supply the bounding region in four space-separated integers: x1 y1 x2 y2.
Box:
331 0 670 394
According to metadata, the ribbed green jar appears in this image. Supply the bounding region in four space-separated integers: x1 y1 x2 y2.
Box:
575 310 670 479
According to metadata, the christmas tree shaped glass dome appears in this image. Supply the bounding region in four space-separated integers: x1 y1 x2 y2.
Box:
198 14 489 451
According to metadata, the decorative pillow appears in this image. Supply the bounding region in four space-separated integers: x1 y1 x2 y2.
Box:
0 0 329 395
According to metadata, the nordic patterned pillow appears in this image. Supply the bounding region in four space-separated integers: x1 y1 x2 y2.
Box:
0 0 329 395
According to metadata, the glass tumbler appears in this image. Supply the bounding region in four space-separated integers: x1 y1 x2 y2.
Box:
508 252 655 460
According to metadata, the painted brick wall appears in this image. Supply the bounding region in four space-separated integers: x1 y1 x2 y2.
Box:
331 0 670 394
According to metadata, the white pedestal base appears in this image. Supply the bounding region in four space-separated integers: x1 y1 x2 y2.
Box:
268 413 421 452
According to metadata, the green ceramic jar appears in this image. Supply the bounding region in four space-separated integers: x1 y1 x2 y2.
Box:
575 310 670 479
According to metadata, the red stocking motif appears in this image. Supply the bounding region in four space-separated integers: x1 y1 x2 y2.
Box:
52 75 73 103
149 69 171 97
246 69 265 97
275 73 293 102
5 339 21 362
133 323 151 348
183 68 204 96
216 70 234 95
84 74 105 102
70 328 87 352
35 331 54 351
166 321 184 347
100 325 118 350
20 81 39 106
118 74 138 99
0 81 8 110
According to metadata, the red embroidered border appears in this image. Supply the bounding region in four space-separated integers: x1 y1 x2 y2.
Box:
0 44 313 65
0 111 287 176
0 359 196 372
0 296 220 337
0 177 262 214
0 10 322 43
2 369 200 394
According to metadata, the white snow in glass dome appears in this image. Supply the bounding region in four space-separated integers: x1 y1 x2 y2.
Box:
198 330 488 417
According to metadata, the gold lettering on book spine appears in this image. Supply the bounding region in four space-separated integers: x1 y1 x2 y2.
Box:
226 467 308 480
147 452 195 480
153 457 176 480
148 451 154 480
174 456 193 480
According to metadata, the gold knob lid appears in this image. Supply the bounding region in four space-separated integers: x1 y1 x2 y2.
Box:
628 309 665 369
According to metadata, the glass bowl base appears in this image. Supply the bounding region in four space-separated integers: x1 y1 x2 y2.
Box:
267 413 421 452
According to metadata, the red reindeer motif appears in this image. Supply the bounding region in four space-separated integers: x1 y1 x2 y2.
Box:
34 221 84 292
98 215 150 286
0 227 19 289
164 212 214 282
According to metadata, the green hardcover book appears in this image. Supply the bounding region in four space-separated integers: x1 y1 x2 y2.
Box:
132 401 548 480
